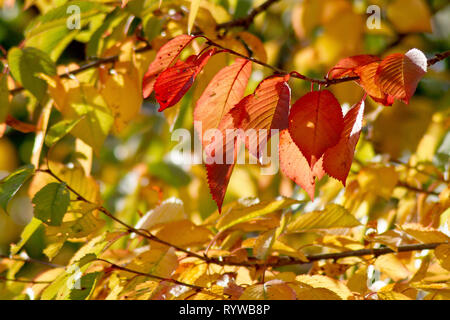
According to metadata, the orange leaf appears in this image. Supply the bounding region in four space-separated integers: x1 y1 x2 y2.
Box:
205 76 291 211
279 129 324 200
375 48 427 104
142 35 194 98
328 55 381 80
288 90 344 168
154 49 216 111
229 75 291 159
355 62 394 106
323 97 365 185
194 58 252 147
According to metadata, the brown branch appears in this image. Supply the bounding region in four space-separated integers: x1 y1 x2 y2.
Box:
0 254 63 268
427 50 450 67
37 168 207 262
216 242 447 268
0 275 52 284
216 0 280 30
36 168 447 270
96 258 204 291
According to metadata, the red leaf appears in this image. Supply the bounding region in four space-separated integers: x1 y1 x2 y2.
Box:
205 113 241 212
288 90 344 168
205 75 291 212
323 97 365 185
279 129 324 200
328 55 381 80
355 62 395 106
194 58 252 147
142 35 194 98
228 75 291 159
375 48 427 104
154 49 216 111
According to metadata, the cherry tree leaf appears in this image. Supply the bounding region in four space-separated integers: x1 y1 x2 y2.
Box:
142 35 194 98
288 90 344 168
194 58 252 147
154 49 216 111
279 129 324 200
323 97 365 185
328 54 381 79
355 62 395 106
375 48 427 104
228 75 291 159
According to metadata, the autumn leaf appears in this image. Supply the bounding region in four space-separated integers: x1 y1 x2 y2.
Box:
328 54 381 80
227 75 291 159
375 48 427 104
154 49 216 111
142 35 194 98
323 97 365 185
194 58 252 146
279 129 324 200
288 90 344 168
355 62 395 106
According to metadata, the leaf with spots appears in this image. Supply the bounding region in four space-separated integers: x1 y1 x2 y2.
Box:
142 35 195 98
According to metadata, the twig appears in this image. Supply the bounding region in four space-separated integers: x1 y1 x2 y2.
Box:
96 258 204 291
0 275 52 284
0 254 63 268
216 0 280 30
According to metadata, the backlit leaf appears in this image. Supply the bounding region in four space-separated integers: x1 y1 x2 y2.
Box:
287 204 360 233
375 49 427 104
288 90 344 168
323 98 365 185
142 35 194 98
155 49 216 111
0 164 34 211
32 182 70 226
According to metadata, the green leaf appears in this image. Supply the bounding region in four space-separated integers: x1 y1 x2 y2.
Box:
25 1 109 60
0 164 35 211
287 204 361 233
216 197 302 232
69 272 101 300
45 118 83 147
10 217 43 255
32 182 70 226
7 47 56 101
0 74 10 124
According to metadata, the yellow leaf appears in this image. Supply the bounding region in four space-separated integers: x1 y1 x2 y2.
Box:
253 229 276 260
357 166 398 199
347 266 368 295
134 197 186 231
378 290 412 300
296 275 353 300
126 247 178 279
434 244 450 271
237 31 267 63
188 0 201 34
290 284 342 300
387 0 432 33
216 197 301 232
287 204 360 233
100 62 142 133
400 223 450 244
374 254 410 281
239 280 296 300
153 220 212 248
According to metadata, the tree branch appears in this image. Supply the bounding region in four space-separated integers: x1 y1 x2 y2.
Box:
0 254 63 268
36 167 447 270
216 0 280 30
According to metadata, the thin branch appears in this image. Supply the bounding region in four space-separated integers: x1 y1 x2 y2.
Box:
427 50 450 67
0 275 52 284
216 242 447 268
0 254 63 268
37 168 207 262
96 258 204 291
397 181 440 196
216 0 280 30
